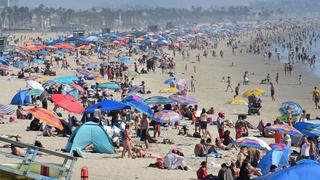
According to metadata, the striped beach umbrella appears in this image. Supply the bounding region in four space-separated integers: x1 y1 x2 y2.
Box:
0 104 14 115
169 94 197 105
153 110 182 123
145 96 173 105
265 124 303 136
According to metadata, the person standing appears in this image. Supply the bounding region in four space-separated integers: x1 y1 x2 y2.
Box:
313 86 320 109
121 123 133 158
270 82 275 101
93 105 103 125
200 108 208 138
234 83 240 99
275 73 279 84
298 75 302 86
225 76 233 92
140 113 150 149
190 76 196 93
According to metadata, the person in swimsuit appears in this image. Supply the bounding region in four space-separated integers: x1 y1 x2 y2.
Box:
121 123 133 158
140 113 150 149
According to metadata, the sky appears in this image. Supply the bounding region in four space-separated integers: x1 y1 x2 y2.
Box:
18 0 261 9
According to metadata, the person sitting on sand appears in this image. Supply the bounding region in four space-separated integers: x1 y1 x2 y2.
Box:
197 161 214 180
194 139 206 157
43 125 54 137
164 150 188 170
16 105 26 119
215 137 233 150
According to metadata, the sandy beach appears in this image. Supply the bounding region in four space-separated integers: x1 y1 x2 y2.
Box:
0 28 319 180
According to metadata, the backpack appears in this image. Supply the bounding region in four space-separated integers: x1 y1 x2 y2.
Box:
193 132 201 138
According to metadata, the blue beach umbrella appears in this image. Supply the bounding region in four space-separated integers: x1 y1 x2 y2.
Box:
144 96 173 105
97 82 121 90
118 57 133 64
55 76 79 84
84 99 130 114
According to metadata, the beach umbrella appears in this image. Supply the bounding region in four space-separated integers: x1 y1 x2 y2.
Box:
256 160 320 180
76 68 100 79
51 94 84 114
265 124 302 136
175 79 188 92
43 80 59 88
243 88 265 97
226 99 248 105
0 104 14 115
118 57 133 64
294 120 320 137
123 95 144 102
123 70 139 77
26 108 64 130
26 75 43 81
169 94 197 105
26 89 43 96
145 96 173 105
97 82 121 89
153 110 182 123
159 87 179 93
26 80 45 91
70 84 85 94
257 144 292 175
35 77 49 83
164 78 178 84
233 137 271 151
84 99 130 114
13 61 28 69
124 100 154 117
279 101 303 117
32 59 45 64
0 65 12 71
55 76 79 84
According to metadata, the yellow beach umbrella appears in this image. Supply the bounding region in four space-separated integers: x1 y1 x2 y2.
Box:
159 87 179 94
243 88 265 97
226 99 248 105
35 77 49 82
96 77 108 83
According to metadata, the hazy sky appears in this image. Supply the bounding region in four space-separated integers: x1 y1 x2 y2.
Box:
19 0 260 9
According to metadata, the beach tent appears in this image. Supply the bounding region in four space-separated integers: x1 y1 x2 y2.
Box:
65 122 115 154
257 144 292 175
11 90 31 105
256 160 320 180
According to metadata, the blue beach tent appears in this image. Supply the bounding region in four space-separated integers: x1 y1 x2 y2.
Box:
256 160 320 180
11 90 31 105
65 122 115 154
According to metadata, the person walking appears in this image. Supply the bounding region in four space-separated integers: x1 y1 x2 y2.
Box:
234 83 240 99
225 76 233 92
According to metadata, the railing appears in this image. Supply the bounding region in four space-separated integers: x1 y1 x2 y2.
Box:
0 136 77 180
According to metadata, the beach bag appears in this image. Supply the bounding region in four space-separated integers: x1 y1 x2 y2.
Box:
193 132 201 138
